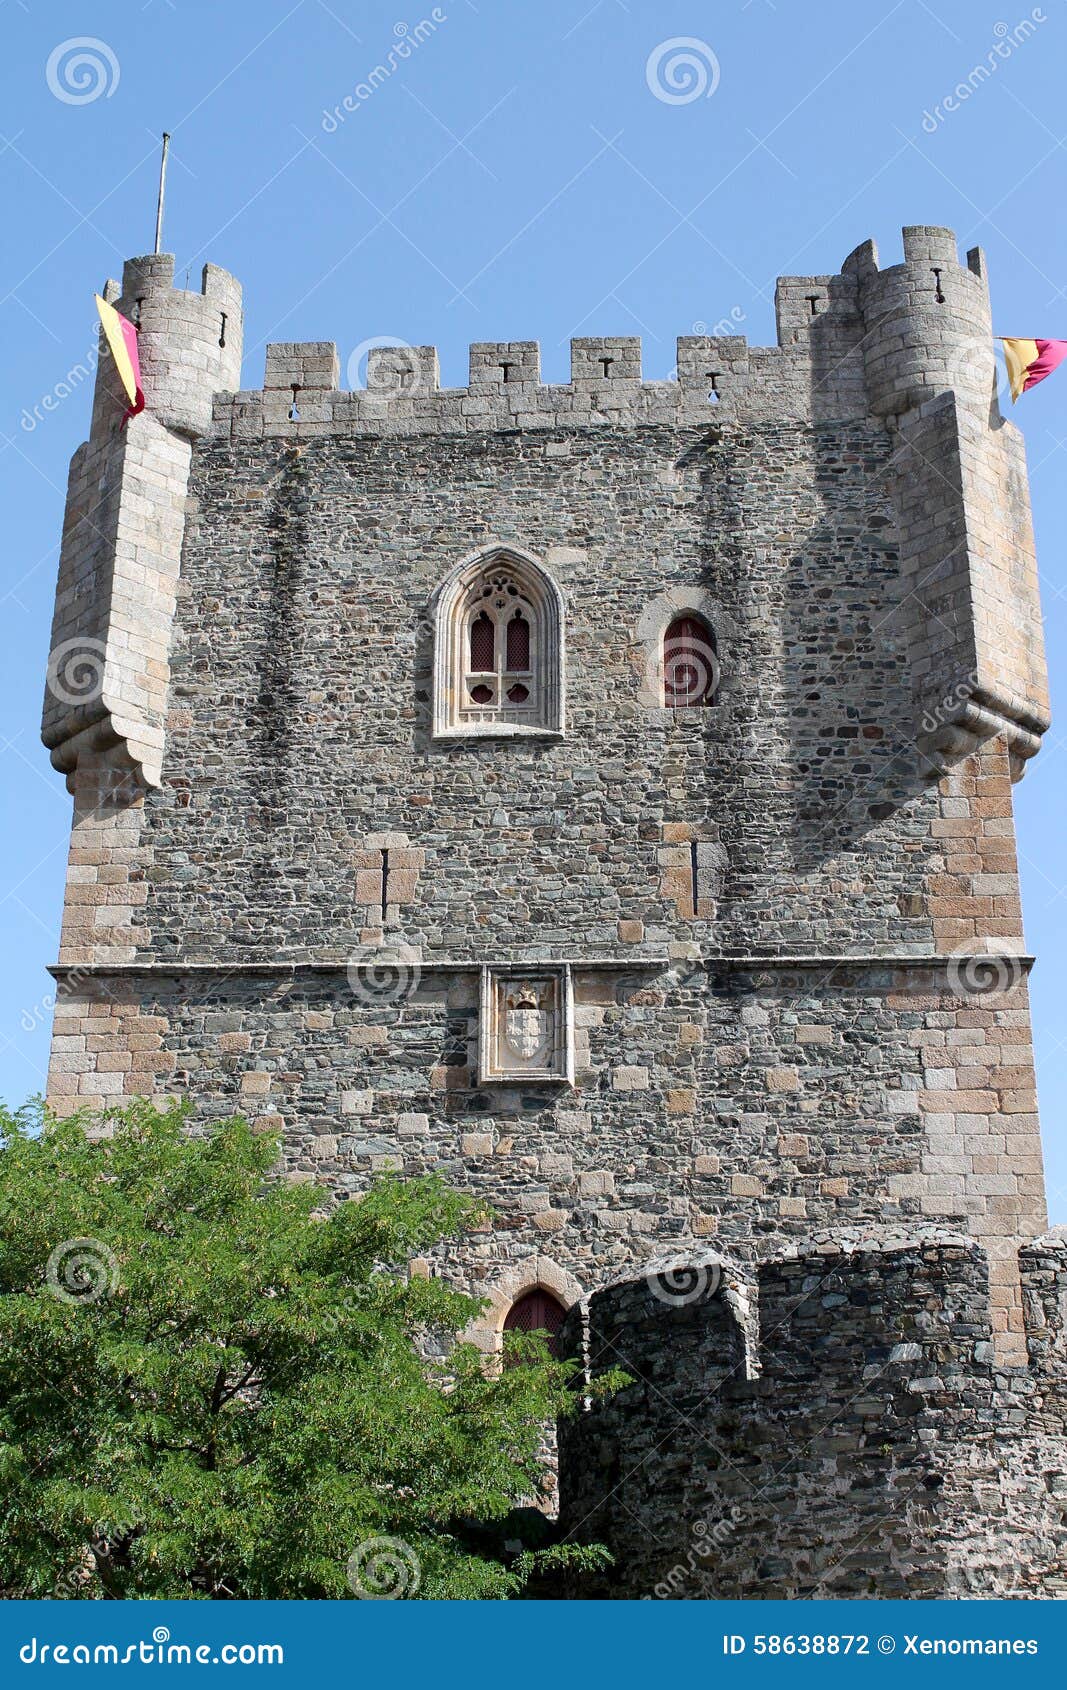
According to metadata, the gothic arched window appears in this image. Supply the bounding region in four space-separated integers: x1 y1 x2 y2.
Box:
502 1287 567 1363
663 613 718 707
433 545 565 737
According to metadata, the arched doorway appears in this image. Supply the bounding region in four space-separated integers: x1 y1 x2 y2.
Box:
502 1287 567 1362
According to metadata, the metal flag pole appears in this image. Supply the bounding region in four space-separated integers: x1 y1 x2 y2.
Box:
153 133 171 255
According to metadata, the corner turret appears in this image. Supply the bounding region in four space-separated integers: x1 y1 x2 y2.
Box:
845 225 996 421
845 227 1047 781
104 253 243 437
42 255 243 792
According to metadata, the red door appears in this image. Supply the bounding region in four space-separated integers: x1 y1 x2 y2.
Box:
503 1289 566 1361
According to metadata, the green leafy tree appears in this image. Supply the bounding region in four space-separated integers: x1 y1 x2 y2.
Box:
0 1099 619 1599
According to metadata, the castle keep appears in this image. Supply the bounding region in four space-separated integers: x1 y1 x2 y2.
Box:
42 226 1067 1595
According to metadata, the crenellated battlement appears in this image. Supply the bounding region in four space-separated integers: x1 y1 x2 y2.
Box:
220 331 819 435
557 1231 1067 1599
40 224 1005 455
206 226 1003 440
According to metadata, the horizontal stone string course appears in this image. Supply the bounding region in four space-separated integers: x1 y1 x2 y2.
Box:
48 953 1037 980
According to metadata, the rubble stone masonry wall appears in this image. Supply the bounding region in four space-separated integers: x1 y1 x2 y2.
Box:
557 1234 1067 1598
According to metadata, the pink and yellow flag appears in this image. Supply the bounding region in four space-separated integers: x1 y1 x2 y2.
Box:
94 294 144 423
1000 336 1067 402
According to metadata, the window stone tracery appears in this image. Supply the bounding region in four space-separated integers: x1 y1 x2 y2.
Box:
433 545 564 737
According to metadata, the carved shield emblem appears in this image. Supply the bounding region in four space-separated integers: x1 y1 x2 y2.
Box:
505 1005 550 1063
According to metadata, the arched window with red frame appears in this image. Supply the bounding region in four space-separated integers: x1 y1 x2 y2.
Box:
461 571 538 721
469 611 495 672
663 614 718 707
502 1287 567 1363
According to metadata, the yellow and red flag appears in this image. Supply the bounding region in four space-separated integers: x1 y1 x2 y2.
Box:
1000 336 1067 402
94 294 144 423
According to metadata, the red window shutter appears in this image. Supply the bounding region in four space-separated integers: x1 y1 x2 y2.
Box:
470 612 495 671
502 1288 567 1361
506 612 530 671
663 615 716 707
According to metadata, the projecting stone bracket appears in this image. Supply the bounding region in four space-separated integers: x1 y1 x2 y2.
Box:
917 679 1050 783
44 701 164 794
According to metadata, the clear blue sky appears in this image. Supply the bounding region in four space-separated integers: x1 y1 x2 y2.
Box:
1 0 1065 1219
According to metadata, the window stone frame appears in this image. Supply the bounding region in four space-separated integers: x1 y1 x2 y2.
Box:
634 586 736 719
432 543 566 739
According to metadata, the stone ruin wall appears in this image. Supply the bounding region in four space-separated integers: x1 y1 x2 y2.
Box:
556 1232 1067 1599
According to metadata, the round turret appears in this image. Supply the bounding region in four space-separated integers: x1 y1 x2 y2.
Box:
106 252 244 437
846 226 996 421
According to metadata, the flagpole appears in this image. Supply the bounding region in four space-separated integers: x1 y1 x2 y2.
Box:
153 133 171 255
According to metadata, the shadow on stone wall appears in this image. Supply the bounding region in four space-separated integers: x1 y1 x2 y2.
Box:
554 1231 1067 1599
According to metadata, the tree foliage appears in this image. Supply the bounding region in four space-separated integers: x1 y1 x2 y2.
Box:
0 1099 618 1599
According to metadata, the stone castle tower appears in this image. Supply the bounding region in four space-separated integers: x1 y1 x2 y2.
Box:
42 227 1067 1595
